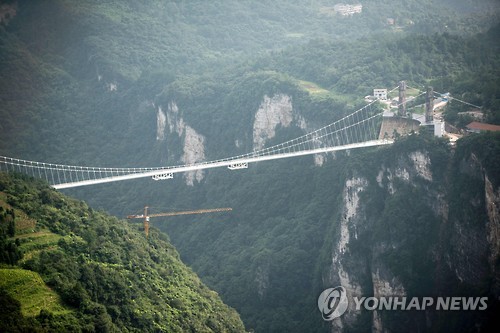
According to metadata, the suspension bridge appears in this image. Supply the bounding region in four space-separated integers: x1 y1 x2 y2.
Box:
0 84 476 189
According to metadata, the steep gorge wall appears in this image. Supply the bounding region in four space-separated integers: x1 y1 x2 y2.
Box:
147 120 499 333
149 82 499 332
325 139 499 332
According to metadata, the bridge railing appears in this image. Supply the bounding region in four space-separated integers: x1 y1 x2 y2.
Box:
0 98 389 189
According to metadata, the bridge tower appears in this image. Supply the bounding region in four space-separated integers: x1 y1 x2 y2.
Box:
398 80 406 117
425 86 434 123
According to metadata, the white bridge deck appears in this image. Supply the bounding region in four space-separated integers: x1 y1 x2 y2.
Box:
52 139 392 189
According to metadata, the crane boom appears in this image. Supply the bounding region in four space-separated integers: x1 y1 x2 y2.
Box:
126 206 232 237
148 207 232 218
127 207 232 219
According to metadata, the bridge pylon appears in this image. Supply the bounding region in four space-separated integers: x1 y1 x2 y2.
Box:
398 80 407 117
425 86 434 123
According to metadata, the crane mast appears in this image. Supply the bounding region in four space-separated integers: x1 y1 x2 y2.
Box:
127 206 232 237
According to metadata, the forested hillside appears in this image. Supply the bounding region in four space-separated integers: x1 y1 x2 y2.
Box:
1 0 499 163
260 29 500 122
1 1 500 332
0 172 246 332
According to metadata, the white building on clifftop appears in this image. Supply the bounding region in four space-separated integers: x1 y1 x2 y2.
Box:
334 3 363 16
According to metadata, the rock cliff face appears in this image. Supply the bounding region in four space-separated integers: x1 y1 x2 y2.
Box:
253 94 294 151
252 93 327 165
326 143 498 332
445 152 499 293
485 174 500 279
156 105 167 141
156 101 206 185
181 126 205 185
330 177 368 331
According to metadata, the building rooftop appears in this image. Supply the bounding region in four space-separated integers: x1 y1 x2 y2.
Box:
466 121 500 132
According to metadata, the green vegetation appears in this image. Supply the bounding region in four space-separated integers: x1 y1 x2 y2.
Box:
296 80 331 96
0 173 246 332
0 268 71 317
453 131 500 185
1 1 499 332
261 31 500 123
1 0 499 161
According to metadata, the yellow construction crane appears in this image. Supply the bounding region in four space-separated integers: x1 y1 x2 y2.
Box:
127 206 232 237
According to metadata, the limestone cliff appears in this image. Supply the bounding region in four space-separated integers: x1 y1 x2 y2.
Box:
330 177 368 331
253 94 294 151
156 101 206 185
485 174 500 282
251 93 326 165
326 137 499 332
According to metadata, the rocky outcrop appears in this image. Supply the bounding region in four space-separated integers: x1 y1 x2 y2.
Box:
446 153 490 289
330 177 367 331
252 94 328 165
371 269 406 333
255 264 270 300
485 174 500 288
376 150 433 194
408 150 432 181
253 94 294 151
156 106 167 141
165 101 184 136
181 126 205 186
156 101 205 185
445 152 499 296
108 82 118 91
